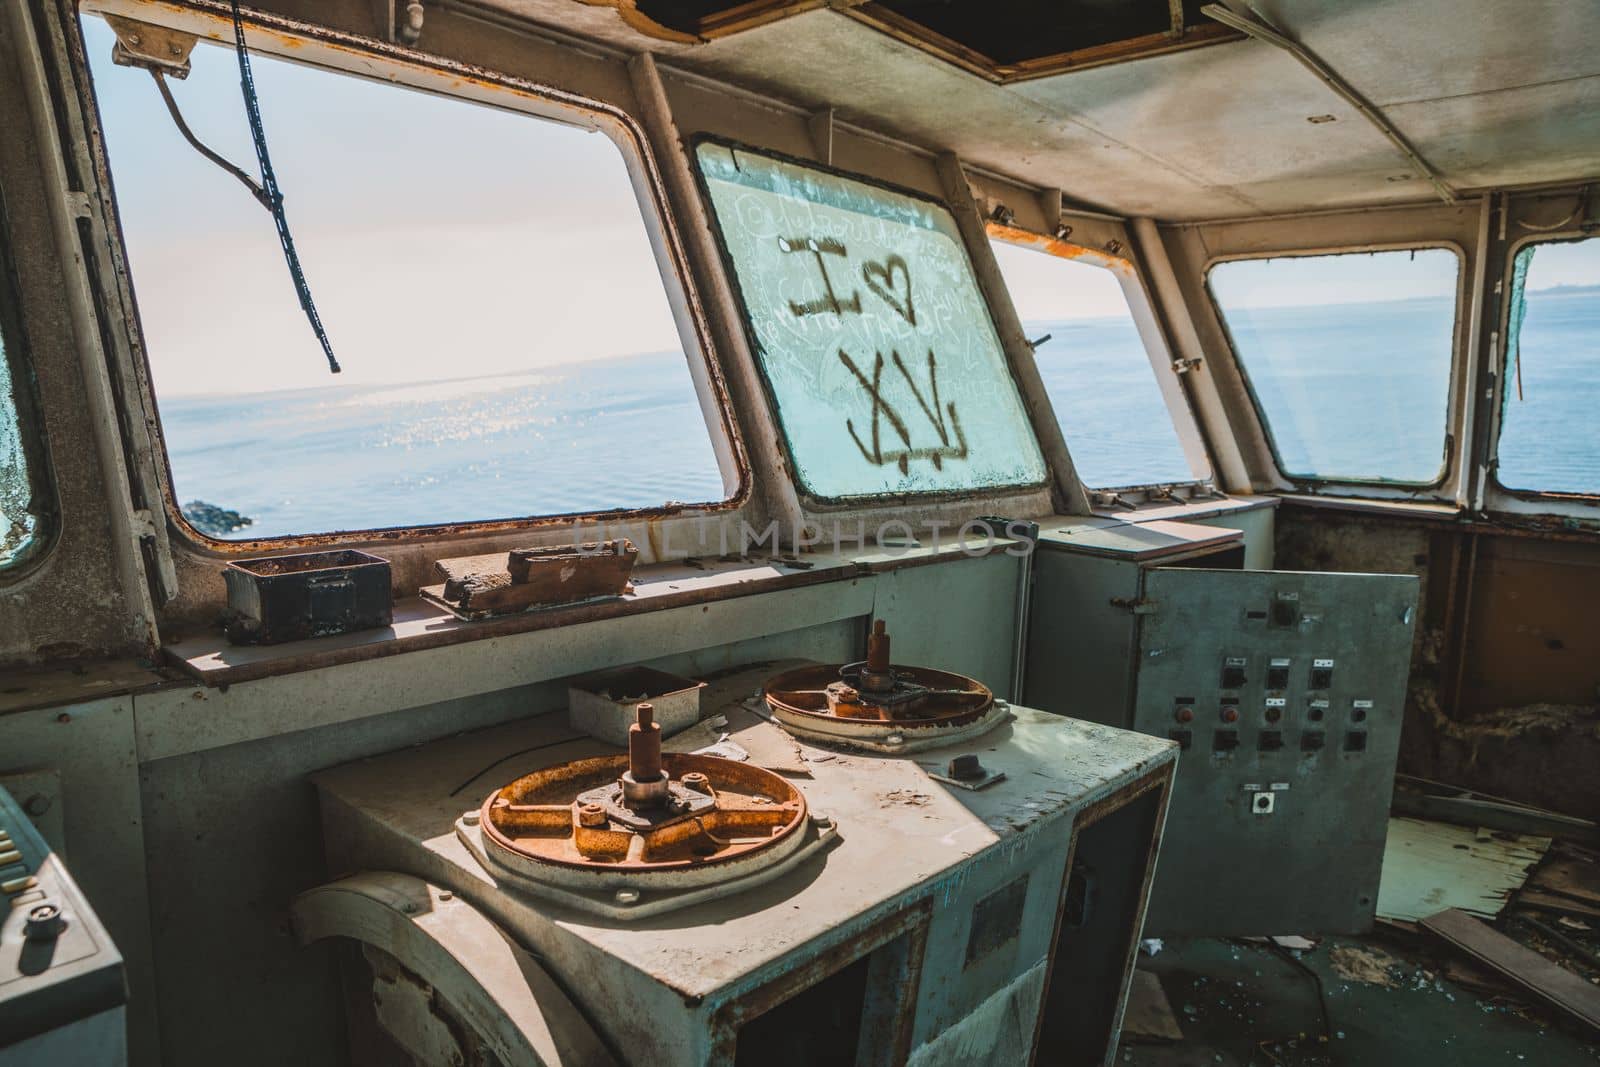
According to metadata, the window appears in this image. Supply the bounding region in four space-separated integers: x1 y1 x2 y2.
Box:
0 227 50 572
1208 249 1459 485
83 17 729 540
989 239 1198 488
693 141 1047 500
1497 237 1600 496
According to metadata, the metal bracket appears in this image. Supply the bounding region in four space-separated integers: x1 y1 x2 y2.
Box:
1110 597 1159 615
106 14 198 78
1172 356 1203 375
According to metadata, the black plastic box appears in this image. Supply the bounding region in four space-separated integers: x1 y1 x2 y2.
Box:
223 550 392 644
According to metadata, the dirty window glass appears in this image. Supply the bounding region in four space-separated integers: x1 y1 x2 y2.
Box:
0 302 46 570
83 17 728 540
1497 237 1600 495
694 142 1046 499
1208 249 1458 485
990 239 1199 488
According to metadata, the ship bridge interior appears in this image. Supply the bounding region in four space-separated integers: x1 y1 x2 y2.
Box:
1 2 1598 1065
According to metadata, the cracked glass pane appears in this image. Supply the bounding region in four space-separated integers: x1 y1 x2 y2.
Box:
695 141 1046 499
1497 237 1600 495
0 331 40 568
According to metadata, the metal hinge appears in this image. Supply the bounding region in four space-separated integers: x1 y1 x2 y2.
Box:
1110 597 1159 615
1172 357 1203 375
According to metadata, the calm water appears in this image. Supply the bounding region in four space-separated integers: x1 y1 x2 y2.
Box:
161 290 1600 538
161 350 726 538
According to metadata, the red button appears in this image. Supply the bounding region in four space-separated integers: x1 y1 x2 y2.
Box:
1265 706 1282 723
1221 706 1239 723
1176 707 1195 723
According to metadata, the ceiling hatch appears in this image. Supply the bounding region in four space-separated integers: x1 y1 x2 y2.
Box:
633 0 1242 79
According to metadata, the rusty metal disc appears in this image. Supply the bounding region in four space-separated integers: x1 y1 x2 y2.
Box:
763 663 1009 753
477 752 809 884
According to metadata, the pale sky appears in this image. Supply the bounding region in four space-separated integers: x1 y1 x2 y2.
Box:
82 16 683 396
989 240 1135 323
82 15 1596 398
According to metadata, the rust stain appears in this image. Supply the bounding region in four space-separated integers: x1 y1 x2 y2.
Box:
478 751 807 872
987 222 1130 271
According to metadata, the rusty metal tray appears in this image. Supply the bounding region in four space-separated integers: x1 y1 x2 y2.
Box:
222 549 392 645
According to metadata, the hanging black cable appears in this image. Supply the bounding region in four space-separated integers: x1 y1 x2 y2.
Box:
228 0 340 373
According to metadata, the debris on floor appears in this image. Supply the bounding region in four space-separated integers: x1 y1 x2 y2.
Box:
1328 944 1406 987
1119 931 1600 1066
1122 969 1183 1042
1377 815 1550 921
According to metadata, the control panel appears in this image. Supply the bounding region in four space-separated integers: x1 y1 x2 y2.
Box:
0 786 125 1063
1025 521 1419 937
1161 654 1373 759
1130 567 1418 935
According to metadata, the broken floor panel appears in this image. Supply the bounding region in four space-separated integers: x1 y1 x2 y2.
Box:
1121 934 1600 1066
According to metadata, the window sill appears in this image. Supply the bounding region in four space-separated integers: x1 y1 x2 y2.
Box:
1090 493 1279 525
159 540 1016 688
1273 493 1463 521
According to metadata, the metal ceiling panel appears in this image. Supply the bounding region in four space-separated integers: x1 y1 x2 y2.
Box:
465 0 1600 219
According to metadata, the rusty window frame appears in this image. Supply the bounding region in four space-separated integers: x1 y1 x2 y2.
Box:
687 134 1051 508
0 187 60 579
1203 243 1467 497
68 0 752 554
986 224 1213 492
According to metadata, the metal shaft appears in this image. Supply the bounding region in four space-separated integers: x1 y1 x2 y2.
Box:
867 619 891 674
629 702 662 781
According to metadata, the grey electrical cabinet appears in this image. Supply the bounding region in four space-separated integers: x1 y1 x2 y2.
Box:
1025 517 1419 936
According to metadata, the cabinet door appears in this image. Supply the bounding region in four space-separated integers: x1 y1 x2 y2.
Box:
1133 567 1419 935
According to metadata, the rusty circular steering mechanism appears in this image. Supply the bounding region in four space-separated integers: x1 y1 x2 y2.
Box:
474 704 822 915
763 622 1010 753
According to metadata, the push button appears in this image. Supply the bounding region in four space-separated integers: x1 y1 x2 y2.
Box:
1213 729 1239 752
1301 730 1325 751
1266 660 1291 690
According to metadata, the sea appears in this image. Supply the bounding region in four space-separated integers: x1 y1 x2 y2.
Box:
159 288 1599 539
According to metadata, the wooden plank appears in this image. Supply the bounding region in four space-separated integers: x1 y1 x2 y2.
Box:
1532 858 1600 906
1421 907 1600 1032
1516 890 1600 920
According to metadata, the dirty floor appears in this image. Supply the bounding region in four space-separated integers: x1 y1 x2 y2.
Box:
1119 932 1600 1065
